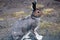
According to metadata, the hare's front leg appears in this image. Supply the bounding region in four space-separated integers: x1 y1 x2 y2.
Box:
34 26 43 40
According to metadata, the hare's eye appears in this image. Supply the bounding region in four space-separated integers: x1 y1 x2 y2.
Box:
38 11 39 13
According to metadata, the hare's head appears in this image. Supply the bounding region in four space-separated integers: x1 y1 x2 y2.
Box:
32 8 43 18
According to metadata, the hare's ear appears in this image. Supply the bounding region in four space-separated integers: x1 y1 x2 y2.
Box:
32 2 36 12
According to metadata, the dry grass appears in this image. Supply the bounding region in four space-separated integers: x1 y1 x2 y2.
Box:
11 11 30 18
0 18 5 21
40 21 60 35
42 8 54 15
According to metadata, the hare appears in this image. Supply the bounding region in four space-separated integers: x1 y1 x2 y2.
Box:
10 9 43 40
